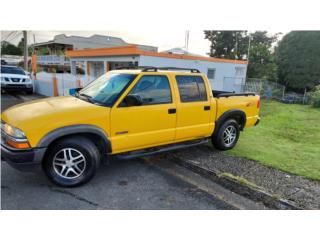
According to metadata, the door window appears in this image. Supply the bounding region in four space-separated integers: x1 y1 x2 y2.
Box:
175 75 207 102
128 75 172 105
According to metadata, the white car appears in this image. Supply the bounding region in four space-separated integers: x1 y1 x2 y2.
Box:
1 65 33 94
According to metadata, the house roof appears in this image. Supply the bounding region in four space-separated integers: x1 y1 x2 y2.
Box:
66 45 248 65
31 34 158 52
161 47 204 57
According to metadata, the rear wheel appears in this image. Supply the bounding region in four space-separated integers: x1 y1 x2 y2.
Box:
43 137 101 187
212 119 240 150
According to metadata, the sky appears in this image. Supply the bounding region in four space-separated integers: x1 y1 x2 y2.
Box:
1 30 212 56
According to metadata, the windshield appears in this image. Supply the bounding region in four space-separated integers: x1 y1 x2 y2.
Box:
79 73 137 106
1 66 26 75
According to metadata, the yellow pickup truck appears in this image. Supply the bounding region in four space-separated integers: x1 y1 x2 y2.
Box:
1 67 260 187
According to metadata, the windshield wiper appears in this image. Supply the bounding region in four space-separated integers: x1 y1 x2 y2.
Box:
77 93 104 106
79 93 95 103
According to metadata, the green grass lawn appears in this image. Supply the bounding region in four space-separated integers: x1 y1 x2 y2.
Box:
228 99 320 181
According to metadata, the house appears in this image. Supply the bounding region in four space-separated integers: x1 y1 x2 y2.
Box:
66 45 248 92
32 34 157 66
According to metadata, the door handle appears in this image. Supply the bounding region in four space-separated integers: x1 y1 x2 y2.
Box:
204 106 211 111
168 108 176 114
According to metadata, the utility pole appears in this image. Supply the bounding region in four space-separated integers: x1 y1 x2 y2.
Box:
33 34 36 53
23 30 28 70
184 31 189 52
247 34 251 63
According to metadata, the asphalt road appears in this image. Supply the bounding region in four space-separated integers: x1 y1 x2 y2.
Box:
0 92 248 210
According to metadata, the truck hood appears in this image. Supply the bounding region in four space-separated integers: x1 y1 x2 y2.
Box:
1 73 29 79
1 96 110 146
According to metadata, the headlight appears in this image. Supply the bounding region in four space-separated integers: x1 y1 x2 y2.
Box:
2 123 26 138
1 77 5 82
1 122 30 149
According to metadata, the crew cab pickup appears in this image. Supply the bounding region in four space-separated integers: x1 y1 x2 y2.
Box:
1 67 260 187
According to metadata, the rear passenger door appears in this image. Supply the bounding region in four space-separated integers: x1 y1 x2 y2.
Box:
174 75 212 141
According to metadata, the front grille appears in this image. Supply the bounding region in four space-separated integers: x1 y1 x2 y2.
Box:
11 78 21 82
6 84 26 88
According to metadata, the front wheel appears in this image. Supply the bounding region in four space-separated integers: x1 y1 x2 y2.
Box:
43 137 101 187
212 119 240 150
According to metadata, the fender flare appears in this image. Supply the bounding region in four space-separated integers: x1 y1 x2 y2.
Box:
37 124 112 153
213 109 246 136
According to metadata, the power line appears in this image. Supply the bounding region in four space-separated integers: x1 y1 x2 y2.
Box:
7 32 22 43
2 31 16 42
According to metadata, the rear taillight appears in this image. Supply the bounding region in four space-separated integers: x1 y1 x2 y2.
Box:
257 99 260 108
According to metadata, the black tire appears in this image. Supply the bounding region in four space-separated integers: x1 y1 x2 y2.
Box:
212 119 240 151
43 136 101 187
26 89 33 95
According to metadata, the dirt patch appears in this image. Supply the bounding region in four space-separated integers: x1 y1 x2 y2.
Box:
151 144 320 209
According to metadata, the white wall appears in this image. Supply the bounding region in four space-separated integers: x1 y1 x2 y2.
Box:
34 72 90 97
139 55 247 92
33 72 54 96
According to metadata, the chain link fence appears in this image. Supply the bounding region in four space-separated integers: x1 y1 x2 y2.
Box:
242 78 312 105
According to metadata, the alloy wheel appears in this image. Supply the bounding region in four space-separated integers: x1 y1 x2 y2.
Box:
223 125 237 146
53 148 86 179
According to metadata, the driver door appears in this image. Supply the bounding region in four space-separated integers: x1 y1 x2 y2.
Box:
110 74 177 153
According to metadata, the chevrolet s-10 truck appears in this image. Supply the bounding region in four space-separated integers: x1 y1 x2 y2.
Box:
1 67 260 187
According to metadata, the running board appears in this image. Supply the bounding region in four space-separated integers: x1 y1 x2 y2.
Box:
115 138 209 160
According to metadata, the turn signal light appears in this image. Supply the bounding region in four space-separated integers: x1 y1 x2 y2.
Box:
6 139 31 149
257 99 261 109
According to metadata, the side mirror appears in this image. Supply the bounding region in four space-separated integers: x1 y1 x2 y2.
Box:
72 87 83 96
124 94 143 107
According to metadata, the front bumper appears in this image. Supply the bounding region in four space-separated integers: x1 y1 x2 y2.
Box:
1 144 46 171
1 83 33 91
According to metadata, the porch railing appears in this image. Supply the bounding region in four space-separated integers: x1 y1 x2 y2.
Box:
37 55 69 65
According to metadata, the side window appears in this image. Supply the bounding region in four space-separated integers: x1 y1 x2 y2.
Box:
235 67 245 76
128 75 172 105
175 76 208 102
207 68 216 79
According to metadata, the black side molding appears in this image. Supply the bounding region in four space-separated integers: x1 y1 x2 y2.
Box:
116 138 208 160
37 124 112 153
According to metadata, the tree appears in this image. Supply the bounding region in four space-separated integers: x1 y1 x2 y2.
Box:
249 31 280 48
204 31 248 60
275 31 320 91
204 31 280 81
247 31 279 81
17 37 33 55
1 41 22 55
247 44 278 81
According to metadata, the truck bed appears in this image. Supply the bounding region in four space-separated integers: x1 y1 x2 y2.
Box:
213 91 260 129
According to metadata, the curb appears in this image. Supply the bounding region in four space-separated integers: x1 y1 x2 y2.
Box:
172 157 302 210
